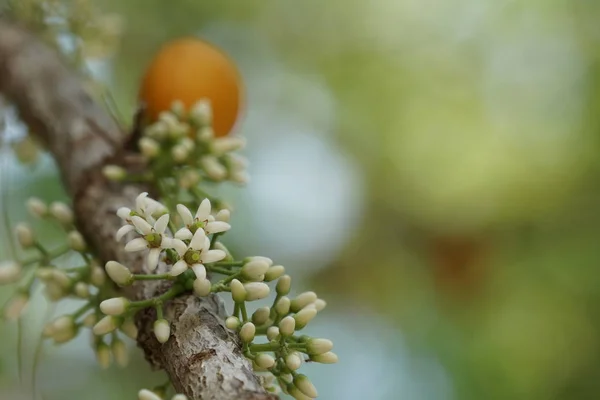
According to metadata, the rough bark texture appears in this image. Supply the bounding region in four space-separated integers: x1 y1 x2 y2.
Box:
0 17 277 400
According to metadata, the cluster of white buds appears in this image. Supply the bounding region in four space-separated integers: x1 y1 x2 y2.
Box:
103 99 249 187
138 389 187 400
0 197 133 370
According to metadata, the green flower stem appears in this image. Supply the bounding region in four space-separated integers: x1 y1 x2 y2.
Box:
129 284 185 310
73 302 93 319
156 304 164 320
20 244 71 267
63 265 89 273
207 266 237 276
33 242 49 258
133 273 175 281
240 302 248 322
249 343 280 352
233 303 240 319
210 232 222 249
214 261 244 268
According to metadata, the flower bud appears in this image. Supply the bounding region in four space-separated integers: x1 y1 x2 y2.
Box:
102 165 126 181
100 297 130 316
154 319 170 343
190 99 212 126
264 265 285 282
3 292 29 320
242 260 269 281
306 338 333 355
52 316 77 343
105 261 133 286
294 374 318 398
95 341 111 369
26 197 47 217
244 282 270 301
138 389 162 400
90 266 106 286
0 261 21 284
266 326 280 341
275 296 291 316
255 353 275 369
276 275 291 296
290 292 318 313
93 315 119 336
230 279 246 303
74 282 90 298
67 230 86 251
172 144 189 162
279 316 295 337
83 313 97 327
120 318 138 340
139 137 160 158
225 316 240 330
111 338 129 367
201 155 227 180
49 202 73 226
288 386 314 400
15 223 34 248
215 209 230 222
285 353 302 371
239 322 256 343
251 307 270 325
310 351 338 364
172 395 188 400
211 136 246 155
294 306 317 330
193 278 212 297
313 299 327 312
51 269 71 289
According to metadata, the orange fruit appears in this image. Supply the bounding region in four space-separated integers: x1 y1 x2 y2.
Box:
139 37 243 137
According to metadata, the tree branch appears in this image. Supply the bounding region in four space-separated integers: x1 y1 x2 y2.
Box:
0 17 276 400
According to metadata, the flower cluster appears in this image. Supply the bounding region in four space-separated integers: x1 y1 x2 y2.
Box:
0 198 133 370
94 193 336 399
103 100 248 187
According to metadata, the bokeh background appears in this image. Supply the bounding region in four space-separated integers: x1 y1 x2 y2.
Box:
3 0 600 399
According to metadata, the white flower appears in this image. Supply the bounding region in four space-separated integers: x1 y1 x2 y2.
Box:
116 192 167 225
175 199 230 237
169 228 225 279
123 214 170 270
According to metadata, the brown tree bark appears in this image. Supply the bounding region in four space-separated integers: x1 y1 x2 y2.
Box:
0 17 277 400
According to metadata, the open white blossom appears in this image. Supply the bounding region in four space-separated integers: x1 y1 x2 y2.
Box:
116 192 167 227
170 228 225 279
175 199 230 238
123 214 170 270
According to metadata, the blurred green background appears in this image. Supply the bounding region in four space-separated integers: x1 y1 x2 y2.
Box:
3 0 600 399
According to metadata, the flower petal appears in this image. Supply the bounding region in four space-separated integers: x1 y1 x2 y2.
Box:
190 228 206 250
203 237 211 253
202 249 226 264
147 248 161 271
154 214 170 234
116 207 132 220
205 221 231 234
191 264 206 280
195 198 211 221
135 192 149 213
174 228 193 240
131 216 152 235
115 225 135 241
124 238 148 252
160 236 173 249
170 260 188 276
177 204 194 226
171 239 188 256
